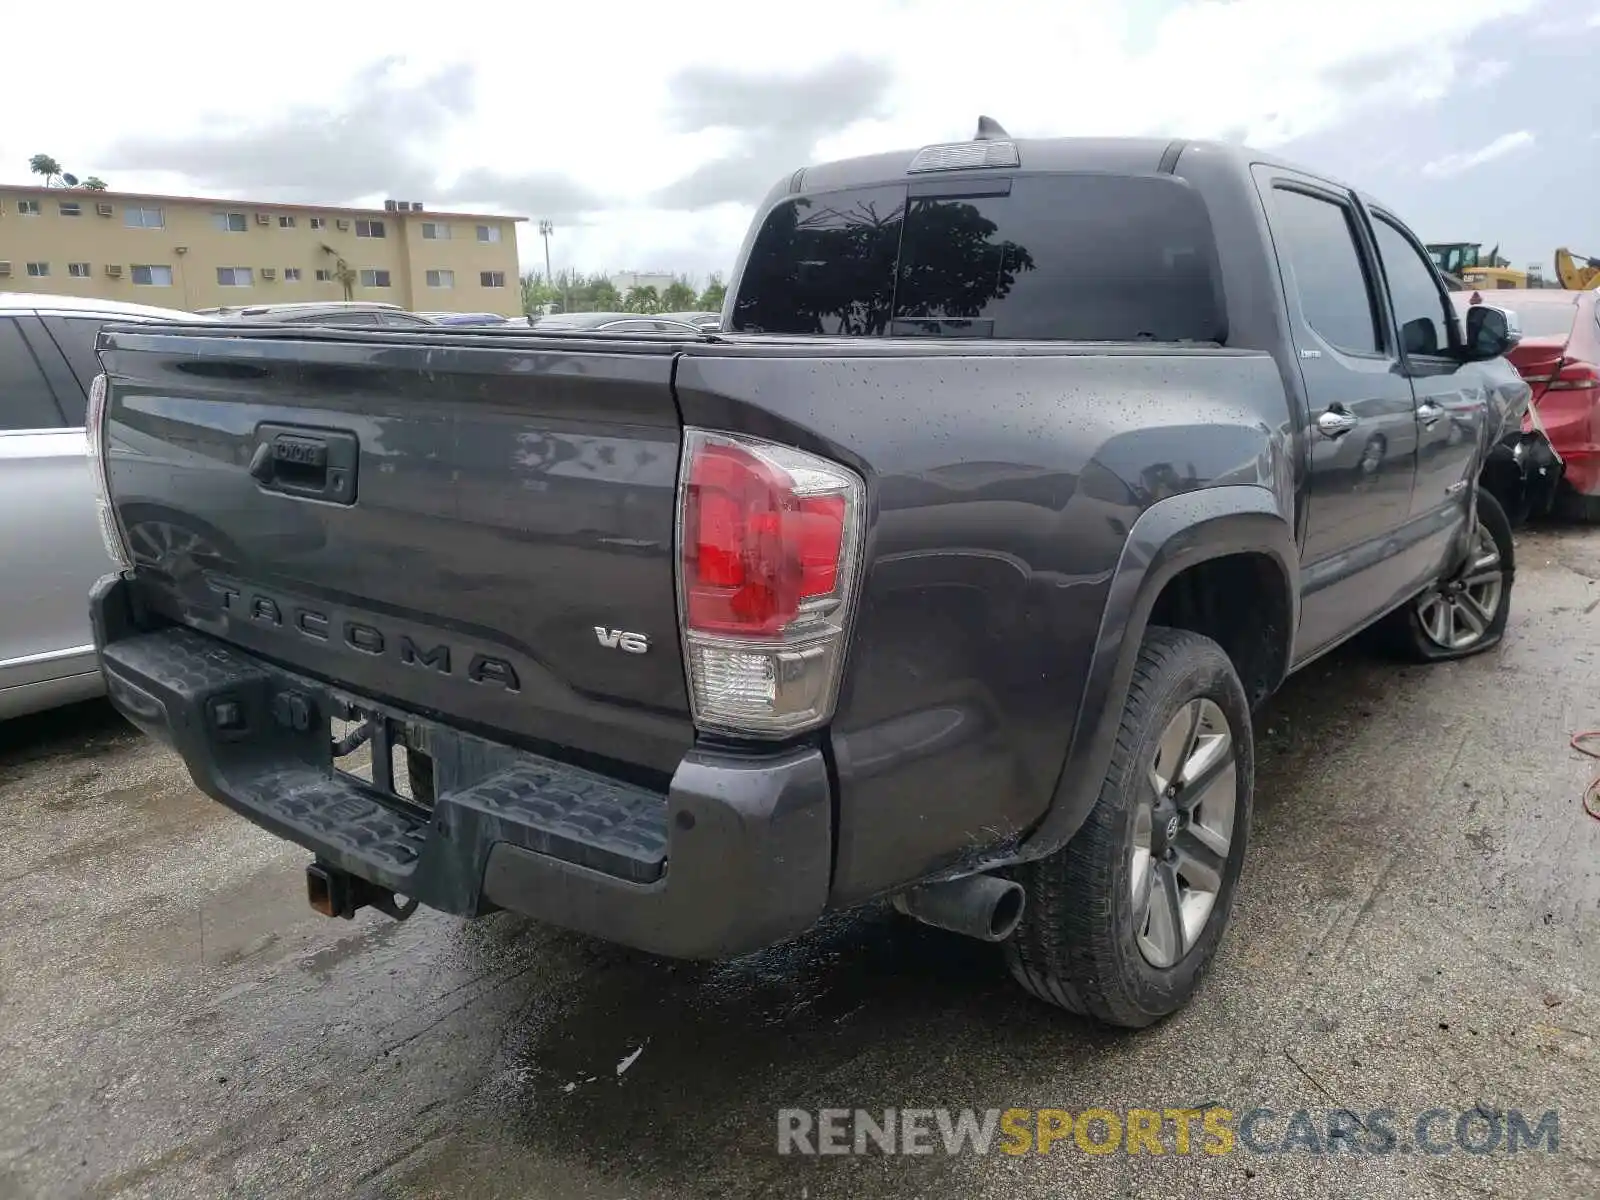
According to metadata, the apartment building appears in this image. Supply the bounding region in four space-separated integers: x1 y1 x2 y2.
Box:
0 185 525 315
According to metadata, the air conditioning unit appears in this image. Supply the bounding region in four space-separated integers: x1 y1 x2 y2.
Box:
261 267 277 280
0 262 11 277
411 202 424 212
255 213 272 226
105 264 123 278
96 203 114 217
335 218 350 231
384 200 398 212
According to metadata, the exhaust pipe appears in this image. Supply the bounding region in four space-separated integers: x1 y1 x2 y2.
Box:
892 873 1026 942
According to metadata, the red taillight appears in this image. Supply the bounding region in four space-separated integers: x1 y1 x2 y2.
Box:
683 442 846 636
677 430 863 737
1547 360 1600 391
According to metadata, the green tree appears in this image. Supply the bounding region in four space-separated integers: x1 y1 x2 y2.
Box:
622 285 660 314
29 154 64 186
698 273 727 311
588 278 622 311
659 280 698 311
521 271 559 315
28 155 107 189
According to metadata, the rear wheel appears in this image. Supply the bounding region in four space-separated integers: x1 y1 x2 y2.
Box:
1005 627 1254 1028
1384 487 1514 662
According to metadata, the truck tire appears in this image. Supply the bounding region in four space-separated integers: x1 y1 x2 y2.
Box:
1383 487 1514 662
1005 627 1254 1028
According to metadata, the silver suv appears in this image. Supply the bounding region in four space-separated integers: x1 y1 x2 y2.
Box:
0 293 209 719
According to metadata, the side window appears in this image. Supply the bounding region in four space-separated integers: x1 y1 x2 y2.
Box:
0 317 66 431
1270 187 1381 355
41 315 113 418
1372 217 1453 357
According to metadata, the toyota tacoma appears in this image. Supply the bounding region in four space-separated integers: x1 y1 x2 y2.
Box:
89 126 1535 1027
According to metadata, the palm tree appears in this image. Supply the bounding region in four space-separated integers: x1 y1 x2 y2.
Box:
83 177 108 191
29 154 64 187
320 244 357 300
622 285 660 314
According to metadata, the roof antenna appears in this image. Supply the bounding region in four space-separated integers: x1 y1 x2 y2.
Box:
974 115 1010 141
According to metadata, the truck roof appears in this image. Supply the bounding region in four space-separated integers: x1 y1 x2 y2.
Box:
788 132 1376 211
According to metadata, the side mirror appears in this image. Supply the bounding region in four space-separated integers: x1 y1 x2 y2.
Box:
1463 304 1521 360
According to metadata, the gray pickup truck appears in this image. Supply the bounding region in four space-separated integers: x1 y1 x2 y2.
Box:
90 128 1535 1028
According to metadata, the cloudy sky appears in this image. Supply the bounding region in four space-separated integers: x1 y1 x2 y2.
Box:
4 0 1596 284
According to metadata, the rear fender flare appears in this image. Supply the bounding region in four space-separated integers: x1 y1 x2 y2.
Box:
1018 485 1299 861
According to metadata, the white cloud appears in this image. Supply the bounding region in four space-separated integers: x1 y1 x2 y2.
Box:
1421 130 1536 178
0 0 1544 280
1468 59 1512 86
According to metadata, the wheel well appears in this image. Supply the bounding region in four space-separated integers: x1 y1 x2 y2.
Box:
1146 552 1290 709
1478 453 1527 525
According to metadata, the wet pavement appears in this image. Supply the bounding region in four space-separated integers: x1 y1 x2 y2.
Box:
2 526 1598 1200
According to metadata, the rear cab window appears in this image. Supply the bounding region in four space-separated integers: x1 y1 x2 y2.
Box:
730 173 1226 343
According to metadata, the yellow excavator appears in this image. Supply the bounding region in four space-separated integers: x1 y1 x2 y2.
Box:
1426 242 1530 290
1554 248 1600 291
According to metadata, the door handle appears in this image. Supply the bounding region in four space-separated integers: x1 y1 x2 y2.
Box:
1315 407 1358 439
1417 400 1445 427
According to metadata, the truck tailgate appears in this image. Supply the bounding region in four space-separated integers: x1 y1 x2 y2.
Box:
97 326 694 775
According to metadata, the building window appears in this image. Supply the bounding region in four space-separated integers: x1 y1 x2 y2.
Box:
59 201 82 217
213 212 248 232
355 219 385 239
124 206 164 228
67 262 92 278
476 224 501 243
480 270 506 288
217 266 254 286
132 264 174 286
309 217 326 230
315 268 332 282
421 222 451 240
284 267 302 281
425 269 454 288
18 199 40 215
277 215 296 228
26 262 50 277
359 269 391 288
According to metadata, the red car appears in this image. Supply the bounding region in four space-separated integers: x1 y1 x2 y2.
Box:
1455 288 1600 517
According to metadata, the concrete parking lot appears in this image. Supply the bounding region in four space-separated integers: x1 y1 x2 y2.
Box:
2 527 1598 1200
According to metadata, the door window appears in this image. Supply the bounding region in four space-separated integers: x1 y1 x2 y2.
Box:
0 318 65 430
1270 187 1382 355
41 315 110 420
1372 216 1454 357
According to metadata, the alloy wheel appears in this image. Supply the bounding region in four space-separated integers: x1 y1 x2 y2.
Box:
1415 522 1505 652
1131 698 1237 969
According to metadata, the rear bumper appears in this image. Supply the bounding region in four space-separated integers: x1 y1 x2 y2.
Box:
91 575 832 959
